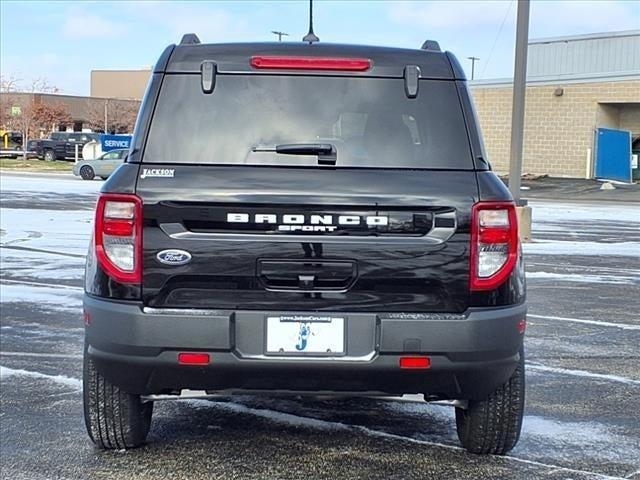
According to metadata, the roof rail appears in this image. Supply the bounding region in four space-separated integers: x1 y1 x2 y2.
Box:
421 40 441 52
180 33 201 45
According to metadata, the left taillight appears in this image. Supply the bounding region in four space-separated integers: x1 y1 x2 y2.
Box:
94 193 142 284
470 201 519 291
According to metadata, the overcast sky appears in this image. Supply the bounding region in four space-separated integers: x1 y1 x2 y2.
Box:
1 0 639 95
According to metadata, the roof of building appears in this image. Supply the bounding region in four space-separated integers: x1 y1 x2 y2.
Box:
529 29 640 45
472 30 640 87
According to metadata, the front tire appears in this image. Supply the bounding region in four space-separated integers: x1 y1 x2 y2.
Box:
79 165 95 180
455 348 525 455
83 350 153 449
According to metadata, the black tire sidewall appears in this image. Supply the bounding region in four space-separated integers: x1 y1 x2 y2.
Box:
80 165 95 180
82 346 153 449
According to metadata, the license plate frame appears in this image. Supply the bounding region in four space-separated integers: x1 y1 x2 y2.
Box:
264 314 346 356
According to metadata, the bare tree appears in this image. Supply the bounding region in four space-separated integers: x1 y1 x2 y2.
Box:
85 98 140 134
0 77 67 161
33 101 72 135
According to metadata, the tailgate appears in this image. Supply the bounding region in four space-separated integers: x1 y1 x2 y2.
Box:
138 166 478 313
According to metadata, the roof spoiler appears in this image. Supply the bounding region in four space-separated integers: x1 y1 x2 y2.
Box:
421 40 441 52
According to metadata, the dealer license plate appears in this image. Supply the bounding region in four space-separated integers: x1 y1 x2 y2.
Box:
265 315 345 355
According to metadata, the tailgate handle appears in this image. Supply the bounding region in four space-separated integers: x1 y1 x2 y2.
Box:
257 259 357 292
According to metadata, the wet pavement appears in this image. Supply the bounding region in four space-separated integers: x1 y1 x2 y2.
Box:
1 172 639 480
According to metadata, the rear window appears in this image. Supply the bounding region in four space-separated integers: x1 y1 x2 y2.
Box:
144 75 473 169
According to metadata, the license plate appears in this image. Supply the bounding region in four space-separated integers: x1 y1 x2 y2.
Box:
266 315 345 355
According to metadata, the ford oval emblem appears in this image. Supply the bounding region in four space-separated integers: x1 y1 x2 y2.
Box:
156 249 192 266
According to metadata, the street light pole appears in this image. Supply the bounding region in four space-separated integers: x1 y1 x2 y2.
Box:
467 56 479 80
508 0 530 203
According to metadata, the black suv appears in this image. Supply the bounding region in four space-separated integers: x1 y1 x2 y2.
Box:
83 35 526 455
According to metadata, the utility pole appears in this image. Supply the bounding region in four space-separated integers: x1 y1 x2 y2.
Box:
467 57 480 80
508 0 530 203
271 31 289 42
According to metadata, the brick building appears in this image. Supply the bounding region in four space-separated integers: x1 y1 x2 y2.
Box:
470 30 640 178
0 92 141 135
90 69 151 101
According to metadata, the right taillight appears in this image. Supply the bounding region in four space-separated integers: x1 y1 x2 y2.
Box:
94 193 142 284
470 201 518 291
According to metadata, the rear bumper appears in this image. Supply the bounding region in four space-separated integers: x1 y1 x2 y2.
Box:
84 295 526 400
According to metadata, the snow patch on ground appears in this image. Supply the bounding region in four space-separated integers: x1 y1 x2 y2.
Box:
1 248 85 280
0 174 101 195
523 240 640 257
528 313 640 331
530 202 640 225
526 271 639 285
0 365 82 390
0 208 92 257
0 283 82 313
517 415 640 468
187 399 349 431
528 364 640 386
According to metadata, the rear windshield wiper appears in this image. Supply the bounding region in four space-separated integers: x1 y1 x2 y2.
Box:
253 143 337 165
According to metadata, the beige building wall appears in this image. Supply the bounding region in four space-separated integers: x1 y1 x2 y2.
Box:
91 70 152 100
470 79 640 178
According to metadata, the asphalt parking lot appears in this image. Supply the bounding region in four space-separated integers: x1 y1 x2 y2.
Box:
1 172 639 480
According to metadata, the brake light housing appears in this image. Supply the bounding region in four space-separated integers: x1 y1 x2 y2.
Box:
250 56 371 71
94 193 143 284
470 201 519 291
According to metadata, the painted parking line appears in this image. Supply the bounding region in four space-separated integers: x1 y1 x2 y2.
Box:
0 245 86 258
528 364 640 386
528 314 640 331
0 278 83 291
0 351 83 359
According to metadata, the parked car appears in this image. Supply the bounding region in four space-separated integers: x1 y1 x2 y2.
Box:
0 131 23 158
33 132 100 161
83 35 526 454
72 148 128 180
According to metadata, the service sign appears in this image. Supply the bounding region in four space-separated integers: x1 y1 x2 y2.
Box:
100 134 132 152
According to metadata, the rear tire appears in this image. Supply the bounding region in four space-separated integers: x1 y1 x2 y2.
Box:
43 149 55 161
455 348 525 455
80 165 95 180
83 349 153 449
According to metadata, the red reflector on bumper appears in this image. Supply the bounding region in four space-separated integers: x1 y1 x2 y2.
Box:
518 319 527 334
178 353 210 365
399 356 431 369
